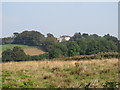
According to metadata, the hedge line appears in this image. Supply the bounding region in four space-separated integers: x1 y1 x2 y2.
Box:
55 52 119 61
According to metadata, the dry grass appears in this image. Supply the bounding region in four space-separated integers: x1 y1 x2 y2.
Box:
24 48 46 56
1 58 119 88
2 58 118 70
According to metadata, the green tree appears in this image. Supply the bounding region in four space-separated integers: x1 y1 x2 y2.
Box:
70 32 82 41
43 33 58 51
49 48 62 59
82 33 89 38
2 37 14 44
55 43 68 57
67 41 80 56
2 49 13 62
12 47 28 61
45 33 58 45
13 32 19 38
76 39 88 55
2 47 29 62
103 34 119 45
12 31 46 46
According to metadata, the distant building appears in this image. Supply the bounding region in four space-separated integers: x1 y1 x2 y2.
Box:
57 35 71 42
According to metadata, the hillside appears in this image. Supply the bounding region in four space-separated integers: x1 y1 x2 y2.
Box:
1 58 119 88
0 44 35 51
0 44 46 56
24 48 45 56
1 31 118 60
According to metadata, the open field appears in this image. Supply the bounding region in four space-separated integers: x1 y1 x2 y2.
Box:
24 48 45 56
0 44 35 51
1 58 119 88
0 44 46 56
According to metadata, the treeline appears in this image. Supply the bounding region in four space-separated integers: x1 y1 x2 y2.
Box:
2 46 49 62
60 52 119 61
2 47 29 62
1 30 119 61
2 46 119 62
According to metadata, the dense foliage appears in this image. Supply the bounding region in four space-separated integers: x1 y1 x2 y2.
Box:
2 46 49 62
12 31 46 46
30 53 49 60
44 33 118 58
2 47 30 62
1 37 14 44
1 31 119 60
62 52 119 61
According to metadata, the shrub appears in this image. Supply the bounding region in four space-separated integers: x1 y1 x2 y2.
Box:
2 47 29 62
31 53 49 60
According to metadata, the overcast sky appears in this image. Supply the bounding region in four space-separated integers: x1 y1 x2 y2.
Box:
2 2 118 38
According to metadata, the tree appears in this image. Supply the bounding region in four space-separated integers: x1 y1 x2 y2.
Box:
49 48 62 59
12 47 27 61
76 39 88 55
82 33 89 38
85 39 99 55
67 41 80 56
70 32 82 41
2 49 13 62
89 34 100 40
42 33 58 51
2 47 29 62
2 37 14 44
12 31 46 46
54 43 68 57
46 33 58 44
13 32 19 38
103 34 119 45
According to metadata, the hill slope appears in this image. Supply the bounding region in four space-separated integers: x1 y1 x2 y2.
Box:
24 48 45 56
0 44 46 56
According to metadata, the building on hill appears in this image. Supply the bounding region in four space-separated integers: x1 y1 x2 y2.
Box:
57 35 71 42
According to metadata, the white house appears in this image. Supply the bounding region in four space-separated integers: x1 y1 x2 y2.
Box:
57 35 71 42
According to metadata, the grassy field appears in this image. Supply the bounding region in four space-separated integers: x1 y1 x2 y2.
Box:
0 44 46 56
24 48 45 56
1 58 119 88
0 44 35 51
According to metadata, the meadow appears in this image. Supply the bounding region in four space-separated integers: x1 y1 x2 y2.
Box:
1 58 119 88
0 44 45 56
0 44 36 51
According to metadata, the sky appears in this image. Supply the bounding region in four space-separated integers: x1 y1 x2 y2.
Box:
2 2 118 38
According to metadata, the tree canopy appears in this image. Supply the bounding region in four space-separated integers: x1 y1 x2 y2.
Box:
2 47 29 62
12 31 46 46
1 30 119 60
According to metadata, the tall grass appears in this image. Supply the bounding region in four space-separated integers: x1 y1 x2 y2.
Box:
1 58 119 88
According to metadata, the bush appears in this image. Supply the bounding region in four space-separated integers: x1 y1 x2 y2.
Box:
31 53 49 60
2 47 29 62
64 52 119 61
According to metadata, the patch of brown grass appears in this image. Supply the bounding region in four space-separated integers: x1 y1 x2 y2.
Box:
2 58 118 73
1 58 119 88
24 48 46 56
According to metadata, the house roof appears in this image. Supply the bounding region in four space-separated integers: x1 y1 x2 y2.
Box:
60 35 71 38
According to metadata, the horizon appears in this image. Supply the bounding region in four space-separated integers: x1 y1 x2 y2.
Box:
1 30 118 39
2 2 118 38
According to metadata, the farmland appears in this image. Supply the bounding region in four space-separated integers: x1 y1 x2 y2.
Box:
1 58 119 88
1 2 119 89
0 44 46 56
1 31 119 88
24 48 45 56
0 44 35 51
